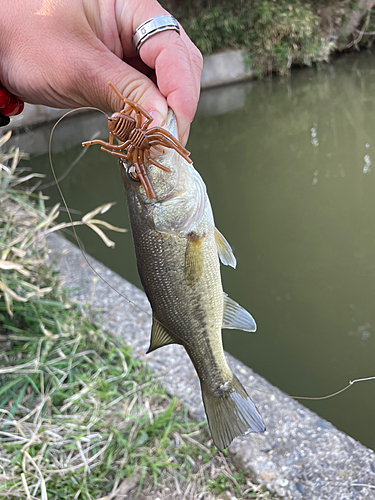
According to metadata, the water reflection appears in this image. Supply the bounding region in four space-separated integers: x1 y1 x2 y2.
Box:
348 322 372 341
190 52 375 451
363 144 371 173
27 51 375 450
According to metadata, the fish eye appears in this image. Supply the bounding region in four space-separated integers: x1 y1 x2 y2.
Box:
125 165 141 183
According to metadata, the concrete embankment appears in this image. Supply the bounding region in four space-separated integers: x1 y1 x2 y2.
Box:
47 233 375 500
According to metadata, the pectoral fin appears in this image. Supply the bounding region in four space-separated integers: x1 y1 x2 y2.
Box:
223 293 257 332
185 232 204 287
147 318 176 353
214 227 236 268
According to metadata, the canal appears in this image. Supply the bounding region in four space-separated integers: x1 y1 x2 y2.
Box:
25 50 375 450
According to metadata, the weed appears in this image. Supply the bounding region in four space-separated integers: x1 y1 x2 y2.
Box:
0 135 278 498
161 0 337 75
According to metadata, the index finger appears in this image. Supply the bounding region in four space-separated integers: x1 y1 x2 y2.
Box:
139 25 203 144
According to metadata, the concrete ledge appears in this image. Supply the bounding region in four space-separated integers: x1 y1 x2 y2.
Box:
201 50 253 89
3 103 69 134
47 233 375 500
6 109 108 157
4 50 252 133
6 81 255 157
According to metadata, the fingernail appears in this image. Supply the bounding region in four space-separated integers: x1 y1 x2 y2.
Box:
149 109 166 128
181 124 190 147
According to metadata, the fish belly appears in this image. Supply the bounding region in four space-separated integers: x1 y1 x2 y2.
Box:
126 191 265 450
128 200 223 351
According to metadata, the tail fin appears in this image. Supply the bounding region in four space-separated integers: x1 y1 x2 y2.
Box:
201 375 265 451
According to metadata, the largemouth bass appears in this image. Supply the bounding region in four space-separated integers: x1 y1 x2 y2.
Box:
119 111 265 450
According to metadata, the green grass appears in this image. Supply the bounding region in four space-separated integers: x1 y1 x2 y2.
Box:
161 0 333 76
0 297 206 498
0 133 277 499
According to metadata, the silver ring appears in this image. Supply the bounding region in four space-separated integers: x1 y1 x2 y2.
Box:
133 15 180 52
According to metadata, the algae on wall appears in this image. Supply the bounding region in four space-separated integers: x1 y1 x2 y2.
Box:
161 0 375 76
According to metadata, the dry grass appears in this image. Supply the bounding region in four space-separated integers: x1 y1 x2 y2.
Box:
0 133 277 499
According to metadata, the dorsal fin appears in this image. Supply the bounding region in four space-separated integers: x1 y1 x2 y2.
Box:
214 227 236 268
147 318 176 353
222 293 257 332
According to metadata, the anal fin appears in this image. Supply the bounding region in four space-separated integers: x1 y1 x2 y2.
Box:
223 293 257 332
147 318 176 353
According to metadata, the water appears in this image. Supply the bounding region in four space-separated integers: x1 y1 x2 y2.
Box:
26 51 375 450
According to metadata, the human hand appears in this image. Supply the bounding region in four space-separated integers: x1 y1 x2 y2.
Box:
0 84 24 126
0 0 202 144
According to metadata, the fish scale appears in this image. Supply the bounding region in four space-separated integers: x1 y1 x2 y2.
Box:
119 110 265 450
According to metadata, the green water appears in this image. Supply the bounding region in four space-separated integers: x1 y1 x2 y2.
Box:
29 51 375 450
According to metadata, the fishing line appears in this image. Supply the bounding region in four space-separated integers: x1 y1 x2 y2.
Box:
48 109 192 348
41 130 101 189
248 375 375 401
48 108 155 320
49 111 373 400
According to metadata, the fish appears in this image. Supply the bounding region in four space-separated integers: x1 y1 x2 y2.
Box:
118 110 265 450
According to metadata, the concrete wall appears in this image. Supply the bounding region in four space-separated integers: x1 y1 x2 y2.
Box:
6 80 256 157
47 233 375 500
